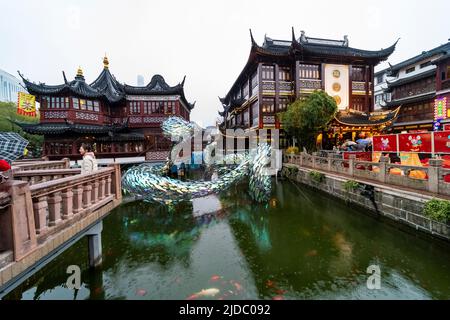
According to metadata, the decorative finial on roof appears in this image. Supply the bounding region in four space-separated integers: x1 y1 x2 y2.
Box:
75 66 85 81
343 35 349 47
300 30 307 43
181 75 186 86
103 54 109 69
291 27 296 43
62 71 68 84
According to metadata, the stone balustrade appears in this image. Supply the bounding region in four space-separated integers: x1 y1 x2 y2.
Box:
284 152 446 196
0 164 122 263
11 168 81 185
11 158 70 171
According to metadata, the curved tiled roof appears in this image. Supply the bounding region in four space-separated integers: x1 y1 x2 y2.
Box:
123 75 184 95
19 72 104 99
334 107 401 126
18 63 195 110
90 68 125 103
15 120 128 135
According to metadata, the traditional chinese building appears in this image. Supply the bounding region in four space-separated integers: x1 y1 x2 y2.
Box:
218 28 398 147
16 56 195 161
381 41 450 133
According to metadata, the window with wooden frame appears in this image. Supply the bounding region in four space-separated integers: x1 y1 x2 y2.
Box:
299 64 320 79
262 65 275 80
278 97 290 112
278 67 292 81
351 66 365 81
262 97 275 113
72 97 79 109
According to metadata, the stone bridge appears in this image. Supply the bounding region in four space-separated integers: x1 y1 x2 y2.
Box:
0 158 122 297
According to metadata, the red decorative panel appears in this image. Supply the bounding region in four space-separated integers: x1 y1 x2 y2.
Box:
343 152 372 161
398 133 432 153
373 135 398 153
434 131 450 153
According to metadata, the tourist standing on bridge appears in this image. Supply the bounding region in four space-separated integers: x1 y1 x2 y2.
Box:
79 143 98 174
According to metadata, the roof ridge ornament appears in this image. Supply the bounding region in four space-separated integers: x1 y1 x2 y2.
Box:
75 66 85 81
103 54 109 69
343 35 349 47
62 71 68 84
249 29 257 47
300 30 307 43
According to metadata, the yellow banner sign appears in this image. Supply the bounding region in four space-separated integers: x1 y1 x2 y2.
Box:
17 92 36 117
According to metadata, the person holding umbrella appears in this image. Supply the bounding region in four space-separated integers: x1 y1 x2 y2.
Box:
0 132 28 184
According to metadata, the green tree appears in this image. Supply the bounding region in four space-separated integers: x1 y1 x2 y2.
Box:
0 101 43 158
280 90 337 152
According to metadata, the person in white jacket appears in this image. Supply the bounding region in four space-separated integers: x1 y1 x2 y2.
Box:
79 143 98 174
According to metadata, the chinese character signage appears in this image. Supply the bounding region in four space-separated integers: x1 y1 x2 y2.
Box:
373 134 398 152
17 92 36 117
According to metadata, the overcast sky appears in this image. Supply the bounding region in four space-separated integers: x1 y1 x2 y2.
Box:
1 0 449 126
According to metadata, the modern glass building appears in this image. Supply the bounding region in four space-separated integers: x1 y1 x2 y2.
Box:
0 68 24 103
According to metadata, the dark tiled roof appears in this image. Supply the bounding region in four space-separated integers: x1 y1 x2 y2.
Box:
123 75 183 95
19 71 104 99
259 30 397 61
15 121 128 135
388 42 450 75
18 66 195 109
383 92 436 108
90 68 125 103
334 107 400 126
385 68 436 89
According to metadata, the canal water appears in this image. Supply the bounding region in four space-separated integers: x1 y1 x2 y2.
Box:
4 179 450 300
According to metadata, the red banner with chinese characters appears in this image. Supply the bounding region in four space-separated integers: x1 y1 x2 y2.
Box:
434 131 450 153
398 133 432 153
373 135 398 153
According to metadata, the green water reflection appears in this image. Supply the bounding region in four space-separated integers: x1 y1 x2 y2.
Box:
4 179 450 300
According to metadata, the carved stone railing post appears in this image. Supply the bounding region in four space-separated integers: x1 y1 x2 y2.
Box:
73 185 84 214
348 155 355 177
48 192 62 227
98 177 106 200
108 164 122 200
378 156 390 184
105 175 112 197
327 153 332 171
4 180 37 261
61 188 74 220
428 159 443 194
33 196 48 234
92 179 99 204
83 183 93 209
62 157 71 169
